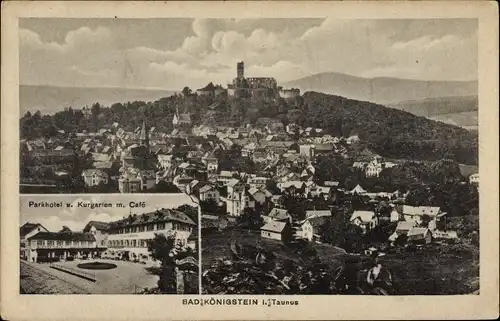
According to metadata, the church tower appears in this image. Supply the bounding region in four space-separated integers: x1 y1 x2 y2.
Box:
139 120 149 149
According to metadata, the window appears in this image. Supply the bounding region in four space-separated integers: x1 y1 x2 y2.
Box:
147 224 154 231
57 240 63 247
138 225 145 232
157 223 165 230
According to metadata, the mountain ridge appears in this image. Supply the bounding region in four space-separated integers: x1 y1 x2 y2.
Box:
20 85 177 115
283 72 478 105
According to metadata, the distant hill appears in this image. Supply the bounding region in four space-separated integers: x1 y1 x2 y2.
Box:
282 72 477 105
428 111 478 130
302 91 478 165
389 95 478 117
20 85 177 115
388 95 478 130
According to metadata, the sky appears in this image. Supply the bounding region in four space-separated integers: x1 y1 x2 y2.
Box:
20 194 197 232
19 18 478 90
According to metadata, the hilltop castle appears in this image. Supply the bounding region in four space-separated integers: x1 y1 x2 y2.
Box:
227 61 300 100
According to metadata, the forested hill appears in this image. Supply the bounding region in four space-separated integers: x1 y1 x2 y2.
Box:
19 89 478 165
301 92 478 165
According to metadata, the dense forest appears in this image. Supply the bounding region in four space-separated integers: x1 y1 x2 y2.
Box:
20 89 478 165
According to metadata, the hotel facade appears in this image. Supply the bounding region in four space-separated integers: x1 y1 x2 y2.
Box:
103 208 196 263
22 208 197 265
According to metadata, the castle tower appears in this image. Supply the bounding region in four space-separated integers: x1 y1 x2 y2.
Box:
237 61 244 79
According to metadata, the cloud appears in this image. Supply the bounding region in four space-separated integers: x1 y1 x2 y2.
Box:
19 19 478 89
392 34 463 51
38 216 82 232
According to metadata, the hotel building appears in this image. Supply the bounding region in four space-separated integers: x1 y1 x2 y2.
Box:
21 208 197 265
23 231 102 263
103 208 197 263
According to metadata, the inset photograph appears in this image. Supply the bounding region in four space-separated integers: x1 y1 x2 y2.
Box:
20 194 200 294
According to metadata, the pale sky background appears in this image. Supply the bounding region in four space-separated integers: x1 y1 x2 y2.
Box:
20 18 478 90
20 194 197 232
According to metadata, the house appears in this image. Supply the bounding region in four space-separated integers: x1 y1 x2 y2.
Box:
395 205 446 230
350 210 378 233
217 170 234 185
118 175 142 193
225 188 255 217
248 187 272 205
390 207 401 222
199 184 220 202
305 210 331 219
262 207 291 224
300 215 329 242
202 152 218 173
407 227 432 245
173 174 194 193
226 179 244 196
278 181 305 195
350 184 366 195
307 185 332 199
388 220 416 242
187 228 198 251
157 154 173 169
247 176 267 189
365 160 383 177
260 220 292 242
81 169 109 187
469 173 479 184
25 232 98 263
172 106 192 128
346 135 360 144
314 143 333 155
324 181 340 187
83 221 110 248
20 222 50 259
186 179 200 195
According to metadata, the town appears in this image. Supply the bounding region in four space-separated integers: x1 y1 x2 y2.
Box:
20 61 479 295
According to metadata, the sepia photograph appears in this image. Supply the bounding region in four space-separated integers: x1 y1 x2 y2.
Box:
19 16 479 295
2 1 498 320
20 194 200 294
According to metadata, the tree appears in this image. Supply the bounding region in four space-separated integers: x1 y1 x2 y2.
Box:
147 234 178 294
59 226 72 233
238 207 263 229
281 192 307 221
182 87 192 97
200 198 225 215
147 181 181 193
344 224 364 253
419 214 431 228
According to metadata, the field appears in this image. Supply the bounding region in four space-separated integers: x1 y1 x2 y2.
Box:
379 243 479 295
201 227 346 269
202 228 479 295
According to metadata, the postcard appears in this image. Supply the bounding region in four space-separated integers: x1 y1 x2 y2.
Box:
1 1 498 320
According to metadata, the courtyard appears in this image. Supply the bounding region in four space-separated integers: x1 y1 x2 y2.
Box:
20 259 159 294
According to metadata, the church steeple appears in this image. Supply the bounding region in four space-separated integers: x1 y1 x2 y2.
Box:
139 120 149 148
